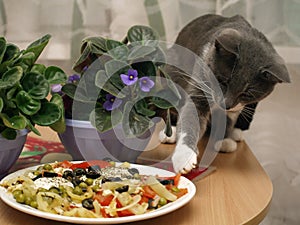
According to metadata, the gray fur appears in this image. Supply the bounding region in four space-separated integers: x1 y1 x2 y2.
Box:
168 14 290 171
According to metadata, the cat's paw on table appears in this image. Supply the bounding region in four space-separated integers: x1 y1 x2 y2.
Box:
214 138 238 152
172 144 197 173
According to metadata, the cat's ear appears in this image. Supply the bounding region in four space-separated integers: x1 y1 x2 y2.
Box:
262 55 291 83
215 28 242 56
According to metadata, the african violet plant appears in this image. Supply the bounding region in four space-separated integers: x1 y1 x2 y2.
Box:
60 25 180 137
0 34 67 139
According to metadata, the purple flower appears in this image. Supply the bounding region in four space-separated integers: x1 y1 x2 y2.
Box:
139 77 155 92
103 94 122 111
120 69 138 86
51 84 62 93
68 74 81 83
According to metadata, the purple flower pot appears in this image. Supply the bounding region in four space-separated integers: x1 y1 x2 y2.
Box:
0 129 28 180
58 119 160 163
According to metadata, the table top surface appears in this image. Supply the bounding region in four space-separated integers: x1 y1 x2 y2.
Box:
0 127 273 225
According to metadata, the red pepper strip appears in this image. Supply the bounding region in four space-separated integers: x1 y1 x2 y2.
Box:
142 185 156 199
59 160 73 168
117 209 134 217
86 160 112 169
174 173 181 186
94 192 114 206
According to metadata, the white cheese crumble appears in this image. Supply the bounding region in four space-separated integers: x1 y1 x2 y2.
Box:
34 177 74 190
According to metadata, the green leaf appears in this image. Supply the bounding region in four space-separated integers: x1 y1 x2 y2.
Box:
0 44 20 75
106 39 123 51
159 67 181 100
73 37 107 73
127 45 156 60
106 39 128 61
14 52 35 68
0 97 3 112
0 66 23 90
61 83 76 99
151 89 180 109
16 90 41 115
164 109 173 137
1 128 18 140
31 102 61 126
44 66 67 85
104 60 130 90
146 46 166 66
105 59 129 76
6 85 19 100
31 64 46 74
95 70 126 98
132 61 156 77
83 36 107 52
49 94 66 133
22 72 50 99
2 43 20 64
0 37 7 64
134 99 156 117
73 44 93 73
23 117 41 136
89 108 122 133
23 34 51 62
122 101 154 137
0 113 27 130
127 25 159 45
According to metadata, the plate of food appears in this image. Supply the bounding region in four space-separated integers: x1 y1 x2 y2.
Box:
0 160 196 224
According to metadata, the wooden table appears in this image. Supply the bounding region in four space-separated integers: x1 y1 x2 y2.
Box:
0 127 273 225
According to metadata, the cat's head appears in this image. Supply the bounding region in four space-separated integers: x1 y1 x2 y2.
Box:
206 28 290 111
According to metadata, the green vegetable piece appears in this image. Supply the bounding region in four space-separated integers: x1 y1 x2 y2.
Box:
15 193 25 204
73 186 83 195
43 163 53 171
159 197 167 206
85 178 94 186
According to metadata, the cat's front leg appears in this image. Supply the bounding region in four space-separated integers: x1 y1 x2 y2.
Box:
171 101 207 173
214 111 244 152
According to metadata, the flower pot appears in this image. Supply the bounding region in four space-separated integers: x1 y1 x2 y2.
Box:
0 129 28 180
58 119 161 163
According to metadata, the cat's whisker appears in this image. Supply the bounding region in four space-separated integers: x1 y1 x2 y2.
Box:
241 107 255 118
239 111 251 124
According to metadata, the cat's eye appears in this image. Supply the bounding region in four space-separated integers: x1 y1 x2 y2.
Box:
261 71 272 80
260 70 278 83
241 91 253 99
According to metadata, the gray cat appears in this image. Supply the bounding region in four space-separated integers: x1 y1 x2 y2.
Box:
160 14 291 173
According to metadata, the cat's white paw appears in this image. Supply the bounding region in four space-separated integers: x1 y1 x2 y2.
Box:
172 144 197 173
215 138 238 152
229 128 244 142
159 126 177 144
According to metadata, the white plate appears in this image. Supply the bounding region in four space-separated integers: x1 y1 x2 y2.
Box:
0 162 196 224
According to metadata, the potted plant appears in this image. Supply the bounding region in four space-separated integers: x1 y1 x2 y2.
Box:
0 34 67 179
56 25 181 162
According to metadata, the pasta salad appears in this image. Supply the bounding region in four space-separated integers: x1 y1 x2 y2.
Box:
0 160 188 218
